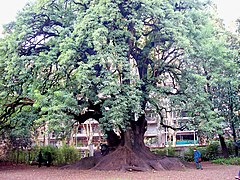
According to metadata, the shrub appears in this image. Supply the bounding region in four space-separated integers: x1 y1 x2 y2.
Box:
181 145 217 162
181 147 194 162
57 144 80 165
212 157 240 165
7 144 81 166
39 144 81 165
7 149 33 164
205 142 219 160
39 145 58 165
225 140 237 156
151 147 176 157
197 146 208 161
166 147 176 156
151 148 166 155
181 147 204 162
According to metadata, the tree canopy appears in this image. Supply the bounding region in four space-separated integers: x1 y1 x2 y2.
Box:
0 0 239 171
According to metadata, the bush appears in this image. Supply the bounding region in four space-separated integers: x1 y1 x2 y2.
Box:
212 157 240 165
205 142 220 160
39 145 58 165
225 140 239 156
197 146 208 161
151 141 238 162
181 145 218 162
151 147 176 157
151 148 166 155
38 144 81 166
57 144 80 165
7 149 33 164
181 147 194 162
7 144 81 166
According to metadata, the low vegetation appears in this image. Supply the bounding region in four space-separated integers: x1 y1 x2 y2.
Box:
211 157 240 166
152 140 239 165
7 144 81 166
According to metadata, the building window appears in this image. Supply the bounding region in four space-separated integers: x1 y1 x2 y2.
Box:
52 131 55 138
78 127 83 134
176 134 194 141
181 111 187 117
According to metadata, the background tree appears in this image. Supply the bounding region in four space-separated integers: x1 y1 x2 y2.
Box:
176 14 240 158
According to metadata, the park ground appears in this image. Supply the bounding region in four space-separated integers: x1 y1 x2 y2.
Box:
0 161 239 180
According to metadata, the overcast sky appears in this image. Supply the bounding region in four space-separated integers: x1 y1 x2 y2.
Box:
0 0 34 25
0 0 35 35
0 0 239 35
214 0 240 26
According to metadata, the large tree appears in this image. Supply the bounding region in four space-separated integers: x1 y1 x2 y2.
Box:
187 13 240 158
0 0 237 171
171 13 240 158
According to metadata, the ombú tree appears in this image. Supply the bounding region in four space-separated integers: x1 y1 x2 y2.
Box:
0 0 226 171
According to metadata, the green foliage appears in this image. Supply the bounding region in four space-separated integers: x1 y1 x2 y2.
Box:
0 0 239 149
7 150 31 164
182 144 220 161
212 157 240 166
205 142 220 160
9 130 32 149
7 145 80 165
152 141 238 162
225 140 240 157
56 144 80 165
152 147 176 157
180 146 208 162
182 141 239 162
181 147 194 162
38 144 80 165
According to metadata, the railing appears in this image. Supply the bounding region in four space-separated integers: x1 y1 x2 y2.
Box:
176 140 198 145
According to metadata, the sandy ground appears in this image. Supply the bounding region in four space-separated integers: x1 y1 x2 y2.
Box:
0 161 239 180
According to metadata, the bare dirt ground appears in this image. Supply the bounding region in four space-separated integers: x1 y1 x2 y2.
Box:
0 161 239 180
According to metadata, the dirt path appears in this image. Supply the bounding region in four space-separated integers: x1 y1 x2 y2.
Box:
0 162 239 180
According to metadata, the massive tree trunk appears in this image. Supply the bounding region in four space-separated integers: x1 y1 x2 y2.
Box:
90 115 187 171
66 104 188 171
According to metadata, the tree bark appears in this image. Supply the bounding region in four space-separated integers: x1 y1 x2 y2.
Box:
218 134 229 158
70 108 187 171
89 115 187 171
17 149 19 164
231 121 239 157
106 130 121 150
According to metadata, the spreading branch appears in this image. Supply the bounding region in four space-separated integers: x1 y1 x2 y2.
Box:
148 99 187 131
0 97 34 130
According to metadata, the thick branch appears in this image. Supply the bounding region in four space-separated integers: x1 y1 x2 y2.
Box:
65 99 103 124
149 99 186 131
0 98 34 130
72 0 89 10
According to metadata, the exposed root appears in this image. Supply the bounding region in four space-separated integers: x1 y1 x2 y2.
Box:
91 146 186 172
121 165 148 172
92 146 150 171
60 156 100 170
148 160 165 171
62 146 189 172
159 156 187 170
